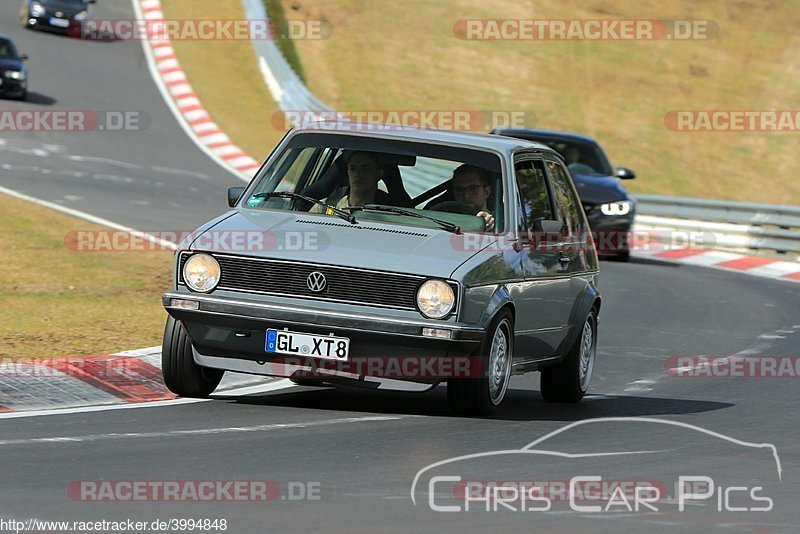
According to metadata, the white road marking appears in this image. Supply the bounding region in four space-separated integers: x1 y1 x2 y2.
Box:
0 415 401 445
65 155 142 169
0 186 177 251
0 380 296 420
623 379 656 392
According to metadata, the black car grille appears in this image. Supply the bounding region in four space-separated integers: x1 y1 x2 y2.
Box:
179 252 458 312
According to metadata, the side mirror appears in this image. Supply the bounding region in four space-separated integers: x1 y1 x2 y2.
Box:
19 55 28 62
228 187 245 208
615 167 636 180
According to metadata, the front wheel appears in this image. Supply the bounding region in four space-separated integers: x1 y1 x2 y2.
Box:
447 310 514 415
162 316 224 397
540 309 597 402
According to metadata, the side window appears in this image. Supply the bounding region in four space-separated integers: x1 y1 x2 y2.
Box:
546 161 583 236
515 159 554 232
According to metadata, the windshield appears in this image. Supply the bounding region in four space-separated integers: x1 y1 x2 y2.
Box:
41 0 89 6
244 132 506 233
527 137 614 177
0 40 18 60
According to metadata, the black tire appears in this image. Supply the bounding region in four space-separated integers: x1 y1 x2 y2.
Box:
162 316 224 397
16 91 27 101
615 250 630 262
447 309 514 416
540 309 597 402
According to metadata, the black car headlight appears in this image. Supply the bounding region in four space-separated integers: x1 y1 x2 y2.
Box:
600 200 633 216
416 279 455 319
5 71 26 81
182 253 221 293
30 2 46 16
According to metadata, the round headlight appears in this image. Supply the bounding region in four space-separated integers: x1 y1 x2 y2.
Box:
416 279 455 319
182 253 221 293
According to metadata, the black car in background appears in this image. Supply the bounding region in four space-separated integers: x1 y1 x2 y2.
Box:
492 128 636 261
0 35 28 100
20 0 95 33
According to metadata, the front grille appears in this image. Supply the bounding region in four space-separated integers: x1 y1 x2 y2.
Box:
179 253 458 313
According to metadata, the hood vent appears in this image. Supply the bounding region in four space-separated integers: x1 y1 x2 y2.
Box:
294 219 429 237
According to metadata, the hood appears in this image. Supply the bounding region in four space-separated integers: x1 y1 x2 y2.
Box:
187 210 485 279
0 58 24 71
570 172 631 205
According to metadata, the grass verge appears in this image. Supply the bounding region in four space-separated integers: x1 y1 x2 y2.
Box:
0 194 172 358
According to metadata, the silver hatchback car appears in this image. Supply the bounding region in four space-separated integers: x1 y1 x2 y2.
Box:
162 124 600 415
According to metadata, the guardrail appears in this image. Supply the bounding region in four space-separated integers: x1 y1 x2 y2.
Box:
634 195 800 259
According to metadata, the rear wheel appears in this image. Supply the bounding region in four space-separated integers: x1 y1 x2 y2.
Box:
447 310 513 415
162 316 224 397
540 309 597 402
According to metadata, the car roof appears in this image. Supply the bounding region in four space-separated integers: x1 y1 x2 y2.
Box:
292 121 557 155
492 127 600 145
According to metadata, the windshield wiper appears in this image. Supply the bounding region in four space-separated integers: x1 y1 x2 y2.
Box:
348 204 461 234
250 192 357 224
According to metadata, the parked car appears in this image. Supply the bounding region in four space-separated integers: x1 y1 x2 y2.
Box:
492 128 636 261
162 124 601 415
20 0 95 33
0 35 28 100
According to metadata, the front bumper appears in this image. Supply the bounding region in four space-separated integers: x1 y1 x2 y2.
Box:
0 78 27 97
26 14 79 32
586 211 635 256
163 292 486 384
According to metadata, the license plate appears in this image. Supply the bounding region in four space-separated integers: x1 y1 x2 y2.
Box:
265 329 350 361
50 18 70 28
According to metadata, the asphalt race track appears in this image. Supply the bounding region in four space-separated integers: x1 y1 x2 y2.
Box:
1 2 799 532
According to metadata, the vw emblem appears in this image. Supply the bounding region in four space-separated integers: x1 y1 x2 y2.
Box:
306 271 327 292
55 11 63 17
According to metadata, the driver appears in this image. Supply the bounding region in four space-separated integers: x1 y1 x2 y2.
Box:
309 151 386 213
450 164 495 230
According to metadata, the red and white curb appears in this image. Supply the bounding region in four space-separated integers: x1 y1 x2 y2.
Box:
634 248 800 283
132 0 262 181
0 347 281 416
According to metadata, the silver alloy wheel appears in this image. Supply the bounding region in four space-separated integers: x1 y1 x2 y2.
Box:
578 315 596 392
488 319 512 405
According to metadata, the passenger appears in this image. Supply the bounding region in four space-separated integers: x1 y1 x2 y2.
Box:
450 164 495 230
309 151 385 213
563 146 581 166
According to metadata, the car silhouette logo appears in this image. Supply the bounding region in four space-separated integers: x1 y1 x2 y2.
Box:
306 271 327 292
